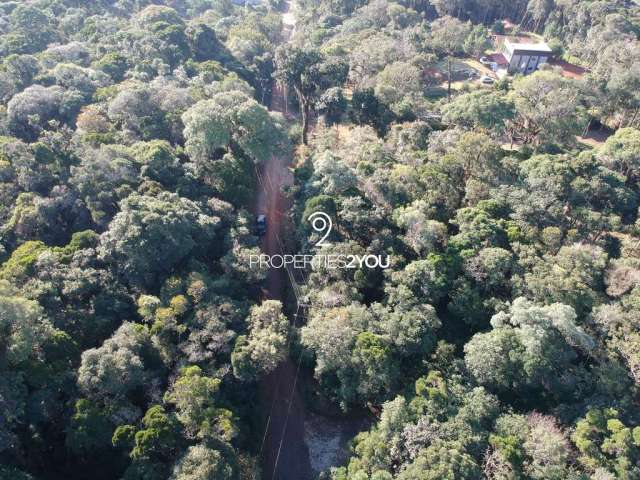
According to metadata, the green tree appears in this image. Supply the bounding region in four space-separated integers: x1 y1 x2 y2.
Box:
442 90 515 135
98 193 220 288
274 46 347 144
165 366 236 441
182 91 282 164
231 300 289 381
170 444 233 480
66 399 113 455
510 70 586 147
572 408 640 479
599 127 640 185
429 16 471 99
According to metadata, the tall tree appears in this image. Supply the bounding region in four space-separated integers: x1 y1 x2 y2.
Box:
274 46 347 144
429 16 471 99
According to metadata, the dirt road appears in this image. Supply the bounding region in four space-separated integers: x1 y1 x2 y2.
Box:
254 3 314 480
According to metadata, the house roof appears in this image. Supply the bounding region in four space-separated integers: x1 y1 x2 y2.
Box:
504 39 552 55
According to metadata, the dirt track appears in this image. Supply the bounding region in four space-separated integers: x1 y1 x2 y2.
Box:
254 3 314 479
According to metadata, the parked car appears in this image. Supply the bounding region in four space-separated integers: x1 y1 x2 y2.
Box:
479 56 491 65
255 214 267 236
480 75 496 84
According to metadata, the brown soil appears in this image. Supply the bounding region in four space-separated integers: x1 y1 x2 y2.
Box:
253 3 314 479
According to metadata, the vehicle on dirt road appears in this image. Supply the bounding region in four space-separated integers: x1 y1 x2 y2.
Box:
255 214 267 236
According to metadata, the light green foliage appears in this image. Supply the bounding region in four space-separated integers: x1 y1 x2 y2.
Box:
130 405 179 461
374 61 424 115
0 0 638 478
396 440 481 480
334 370 498 479
386 254 450 306
231 300 289 380
170 444 233 480
599 127 640 183
165 366 235 441
302 302 440 407
573 408 640 479
77 322 162 407
394 201 448 255
524 243 608 314
275 45 347 143
510 70 587 147
0 280 53 365
442 90 515 134
465 298 594 393
182 91 282 164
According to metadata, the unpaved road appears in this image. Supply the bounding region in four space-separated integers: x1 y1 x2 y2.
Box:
254 3 314 480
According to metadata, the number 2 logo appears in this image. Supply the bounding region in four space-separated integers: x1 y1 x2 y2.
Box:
307 211 332 247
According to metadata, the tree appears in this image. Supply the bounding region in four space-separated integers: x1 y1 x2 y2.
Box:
393 201 448 256
182 91 282 164
350 88 395 135
386 255 450 307
442 90 515 135
274 46 347 144
107 87 168 141
7 85 64 140
66 398 113 455
572 408 640 479
464 298 594 395
374 61 424 116
464 25 490 58
274 46 322 145
130 405 180 462
489 412 574 479
599 127 640 185
170 445 234 480
526 243 608 315
316 87 347 125
7 4 57 54
164 366 235 441
429 16 471 99
98 193 220 288
231 300 289 380
0 281 56 455
77 322 162 408
397 440 481 480
509 70 586 147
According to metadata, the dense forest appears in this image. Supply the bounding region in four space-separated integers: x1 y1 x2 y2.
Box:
0 0 640 480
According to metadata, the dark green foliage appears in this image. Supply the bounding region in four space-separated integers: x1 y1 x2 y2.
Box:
350 88 395 135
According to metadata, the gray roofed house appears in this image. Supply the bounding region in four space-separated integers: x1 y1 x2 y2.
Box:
503 39 552 75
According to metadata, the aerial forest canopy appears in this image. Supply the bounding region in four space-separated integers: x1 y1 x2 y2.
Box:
0 0 639 480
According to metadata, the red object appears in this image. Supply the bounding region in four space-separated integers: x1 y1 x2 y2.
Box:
487 53 509 66
548 58 587 79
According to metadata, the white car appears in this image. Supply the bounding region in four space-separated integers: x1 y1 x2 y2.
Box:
479 56 491 65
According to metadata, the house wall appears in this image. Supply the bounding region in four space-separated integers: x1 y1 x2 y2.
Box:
508 52 549 74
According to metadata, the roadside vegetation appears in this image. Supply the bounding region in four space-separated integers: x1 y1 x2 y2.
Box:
285 1 640 479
